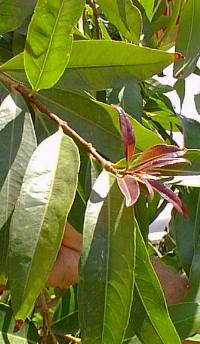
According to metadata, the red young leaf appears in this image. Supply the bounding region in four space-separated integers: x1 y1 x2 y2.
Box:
137 144 184 164
113 105 135 165
135 157 189 173
148 179 188 220
117 175 140 207
135 174 154 199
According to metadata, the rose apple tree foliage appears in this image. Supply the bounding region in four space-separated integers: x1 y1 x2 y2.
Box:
1 0 200 343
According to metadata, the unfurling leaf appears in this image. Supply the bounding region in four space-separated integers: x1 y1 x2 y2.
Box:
113 105 135 166
148 179 188 220
117 175 140 207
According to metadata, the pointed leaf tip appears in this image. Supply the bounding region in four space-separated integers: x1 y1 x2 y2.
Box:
174 52 184 61
148 179 188 220
112 105 135 165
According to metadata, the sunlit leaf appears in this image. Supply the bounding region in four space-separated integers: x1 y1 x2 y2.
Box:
9 130 80 319
24 0 85 90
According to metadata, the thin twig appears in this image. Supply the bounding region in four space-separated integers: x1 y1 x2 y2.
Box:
0 72 116 175
39 292 51 343
87 0 101 39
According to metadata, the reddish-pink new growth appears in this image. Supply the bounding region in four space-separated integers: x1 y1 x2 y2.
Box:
113 106 189 219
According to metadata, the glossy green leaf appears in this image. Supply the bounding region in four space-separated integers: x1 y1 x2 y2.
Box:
0 303 39 343
169 302 200 339
174 0 200 78
9 130 80 319
24 0 84 91
79 171 136 344
1 41 177 90
0 94 24 189
98 0 142 44
37 88 163 161
0 112 36 230
0 0 35 34
135 223 181 344
139 0 154 20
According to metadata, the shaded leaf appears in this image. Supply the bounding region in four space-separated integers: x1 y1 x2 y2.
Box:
174 0 200 78
0 93 24 189
25 0 84 90
37 88 163 161
195 93 200 115
169 302 200 339
134 223 181 344
79 171 136 344
1 41 178 90
117 175 140 207
0 0 35 34
0 112 37 230
9 130 80 319
0 303 39 343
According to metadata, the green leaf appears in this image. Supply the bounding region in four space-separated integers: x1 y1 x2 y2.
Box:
170 187 200 275
1 41 177 90
78 171 136 344
0 111 37 230
174 0 200 78
0 94 25 189
195 93 200 115
0 0 35 34
0 217 10 285
181 116 200 149
0 303 39 343
139 0 154 20
9 130 80 319
98 0 142 44
52 311 79 337
169 302 200 339
37 88 163 161
134 223 181 344
24 0 85 91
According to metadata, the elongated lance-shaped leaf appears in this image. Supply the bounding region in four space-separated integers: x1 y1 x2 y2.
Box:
0 93 24 189
134 223 181 344
98 0 142 44
24 0 85 91
9 129 80 319
113 105 135 166
0 112 37 230
2 41 179 91
174 0 200 78
137 144 185 164
79 171 136 344
148 179 188 220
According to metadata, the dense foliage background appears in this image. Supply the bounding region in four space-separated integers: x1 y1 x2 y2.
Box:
1 0 200 343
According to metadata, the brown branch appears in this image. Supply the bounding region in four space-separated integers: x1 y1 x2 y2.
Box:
87 0 101 39
39 292 51 343
0 72 116 175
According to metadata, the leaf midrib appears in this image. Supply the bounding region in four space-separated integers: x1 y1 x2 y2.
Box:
34 0 65 90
